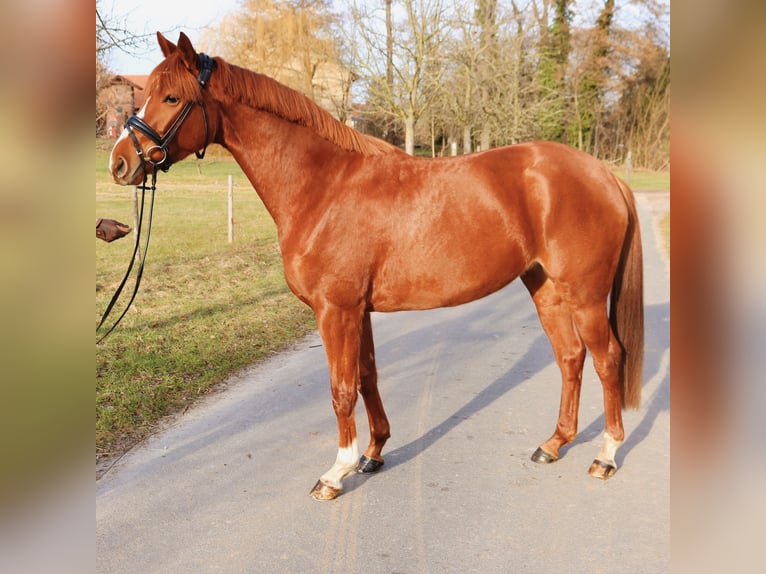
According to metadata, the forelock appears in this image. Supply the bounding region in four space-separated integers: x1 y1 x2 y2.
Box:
145 54 203 101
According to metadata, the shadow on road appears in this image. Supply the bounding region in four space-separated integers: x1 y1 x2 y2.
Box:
379 300 669 473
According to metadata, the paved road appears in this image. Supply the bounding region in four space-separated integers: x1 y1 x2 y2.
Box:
97 192 669 573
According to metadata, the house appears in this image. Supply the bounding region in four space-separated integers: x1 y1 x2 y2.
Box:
97 75 148 138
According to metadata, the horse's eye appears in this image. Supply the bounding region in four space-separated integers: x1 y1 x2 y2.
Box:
164 95 180 104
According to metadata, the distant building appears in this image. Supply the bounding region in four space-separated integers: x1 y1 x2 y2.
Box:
97 75 148 138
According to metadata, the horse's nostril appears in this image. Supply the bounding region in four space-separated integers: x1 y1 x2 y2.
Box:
114 156 127 178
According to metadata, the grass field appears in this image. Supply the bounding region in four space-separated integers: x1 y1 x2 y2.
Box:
611 167 670 192
96 139 669 468
612 167 670 256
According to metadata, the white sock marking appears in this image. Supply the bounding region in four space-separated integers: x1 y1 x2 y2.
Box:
320 439 359 490
597 432 622 466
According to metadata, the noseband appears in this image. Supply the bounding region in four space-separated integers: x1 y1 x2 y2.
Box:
124 53 215 173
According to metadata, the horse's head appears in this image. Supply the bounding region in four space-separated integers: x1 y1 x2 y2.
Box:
110 32 217 186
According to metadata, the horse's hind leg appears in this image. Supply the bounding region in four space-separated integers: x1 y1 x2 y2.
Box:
356 311 391 474
522 265 587 463
570 302 625 479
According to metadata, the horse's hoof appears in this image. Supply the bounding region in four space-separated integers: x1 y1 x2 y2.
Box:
356 455 384 474
588 459 616 480
309 480 342 501
531 447 558 464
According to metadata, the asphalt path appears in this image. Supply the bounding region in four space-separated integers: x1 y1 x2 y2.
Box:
97 191 669 573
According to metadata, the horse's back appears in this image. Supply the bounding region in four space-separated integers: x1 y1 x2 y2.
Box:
362 142 629 311
287 141 632 312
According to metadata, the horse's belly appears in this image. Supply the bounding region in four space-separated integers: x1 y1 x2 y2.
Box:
369 242 527 312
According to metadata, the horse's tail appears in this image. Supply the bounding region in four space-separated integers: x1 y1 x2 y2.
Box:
611 176 644 410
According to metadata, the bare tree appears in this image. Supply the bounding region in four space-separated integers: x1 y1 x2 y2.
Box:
533 0 572 142
340 0 449 155
96 9 147 58
96 1 152 132
475 0 498 150
438 0 480 153
201 1 350 117
432 1 563 151
564 0 669 167
609 27 669 169
193 0 669 167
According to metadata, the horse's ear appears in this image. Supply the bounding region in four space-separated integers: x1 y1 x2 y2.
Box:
157 32 176 57
177 32 199 73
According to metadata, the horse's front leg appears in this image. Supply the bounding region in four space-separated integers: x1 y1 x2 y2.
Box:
309 303 364 501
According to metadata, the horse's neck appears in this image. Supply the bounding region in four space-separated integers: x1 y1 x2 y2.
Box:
219 105 336 229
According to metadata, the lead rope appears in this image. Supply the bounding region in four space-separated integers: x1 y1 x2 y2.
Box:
96 167 157 344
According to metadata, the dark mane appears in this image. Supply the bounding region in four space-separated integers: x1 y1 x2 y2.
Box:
210 58 401 157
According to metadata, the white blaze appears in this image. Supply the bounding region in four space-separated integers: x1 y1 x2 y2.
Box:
109 96 152 174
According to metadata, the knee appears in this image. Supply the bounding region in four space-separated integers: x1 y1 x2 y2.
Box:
331 385 358 415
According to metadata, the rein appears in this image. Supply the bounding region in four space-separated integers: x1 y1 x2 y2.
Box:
97 54 215 342
96 169 157 343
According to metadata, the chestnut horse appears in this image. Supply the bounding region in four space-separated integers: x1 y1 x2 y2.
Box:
110 33 644 500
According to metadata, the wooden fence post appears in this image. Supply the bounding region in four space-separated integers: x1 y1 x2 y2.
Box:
228 175 234 243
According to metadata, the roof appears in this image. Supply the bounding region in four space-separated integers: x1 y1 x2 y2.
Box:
106 74 149 110
106 74 147 89
119 75 149 89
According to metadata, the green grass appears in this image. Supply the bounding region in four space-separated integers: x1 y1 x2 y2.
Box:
611 167 670 191
610 166 670 257
96 140 315 466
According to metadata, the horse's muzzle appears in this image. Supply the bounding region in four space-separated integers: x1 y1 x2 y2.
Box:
110 150 145 186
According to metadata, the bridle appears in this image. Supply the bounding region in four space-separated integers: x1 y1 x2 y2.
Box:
124 53 215 176
97 53 215 343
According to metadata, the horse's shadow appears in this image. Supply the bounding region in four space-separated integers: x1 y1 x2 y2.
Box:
380 329 555 470
350 300 669 485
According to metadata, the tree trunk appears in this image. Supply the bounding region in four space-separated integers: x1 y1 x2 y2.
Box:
480 124 491 151
385 0 394 91
477 0 497 152
405 114 415 155
462 125 472 154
